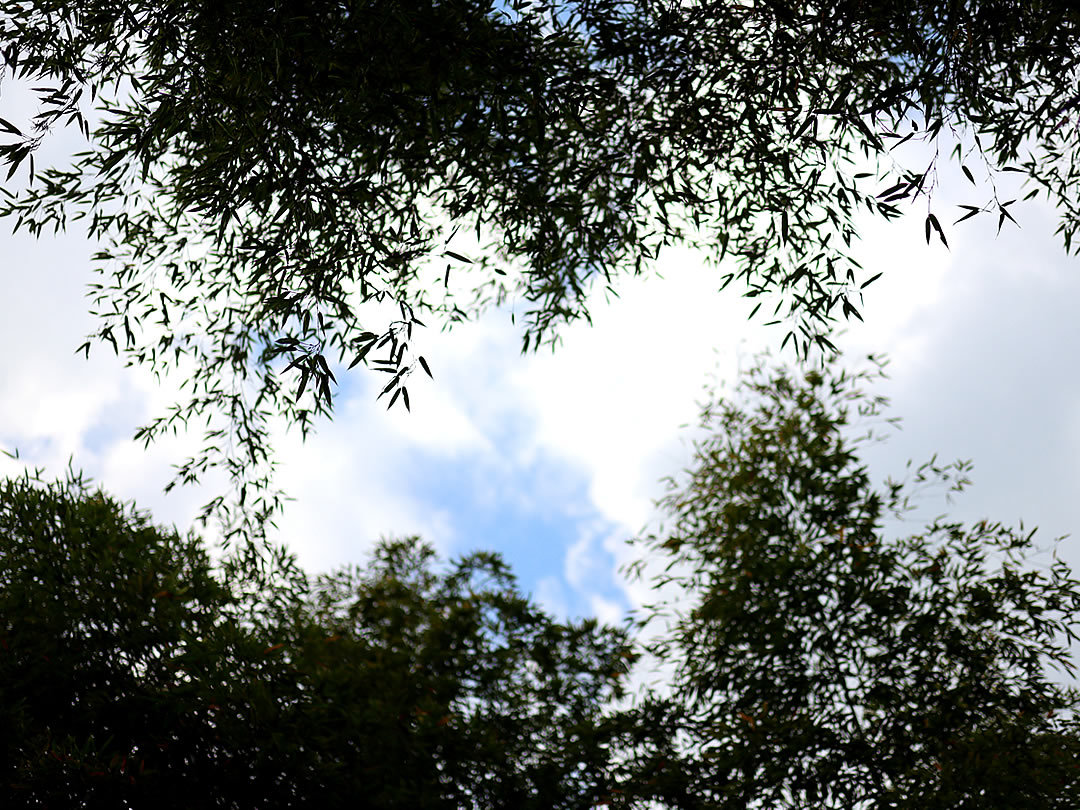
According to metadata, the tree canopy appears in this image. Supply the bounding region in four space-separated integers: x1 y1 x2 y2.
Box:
2 0 1079 529
3 356 1080 806
0 468 689 808
632 357 1080 807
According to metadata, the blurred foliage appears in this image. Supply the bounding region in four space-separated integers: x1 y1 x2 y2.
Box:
2 0 1079 531
632 357 1080 807
0 470 689 808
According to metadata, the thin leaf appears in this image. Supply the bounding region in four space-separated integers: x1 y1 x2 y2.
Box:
316 354 336 384
348 343 374 369
927 213 947 247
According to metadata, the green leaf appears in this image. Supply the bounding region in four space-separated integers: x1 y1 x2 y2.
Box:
315 354 336 384
98 149 125 174
377 375 399 399
954 205 982 225
927 213 947 247
842 299 863 321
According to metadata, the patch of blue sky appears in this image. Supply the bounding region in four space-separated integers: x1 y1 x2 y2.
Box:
0 433 51 464
403 434 630 620
77 397 145 459
305 350 631 620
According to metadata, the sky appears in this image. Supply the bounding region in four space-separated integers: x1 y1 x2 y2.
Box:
2 91 1079 631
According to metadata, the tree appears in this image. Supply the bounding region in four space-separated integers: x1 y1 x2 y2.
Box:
0 468 690 808
5 364 1080 809
631 357 1080 807
2 1 1079 530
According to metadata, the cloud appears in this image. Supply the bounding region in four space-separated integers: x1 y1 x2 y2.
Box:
845 202 1080 548
3 113 1079 646
534 576 570 619
0 226 211 526
509 248 772 533
270 382 473 573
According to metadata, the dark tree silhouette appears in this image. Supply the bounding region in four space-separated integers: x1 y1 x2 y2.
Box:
0 470 688 808
632 358 1080 807
3 354 1080 806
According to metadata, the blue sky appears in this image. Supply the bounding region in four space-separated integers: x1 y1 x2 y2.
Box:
2 81 1080 630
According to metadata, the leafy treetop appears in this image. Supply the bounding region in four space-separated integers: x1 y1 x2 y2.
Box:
0 467 690 808
4 354 1080 806
1 0 1079 532
632 357 1080 808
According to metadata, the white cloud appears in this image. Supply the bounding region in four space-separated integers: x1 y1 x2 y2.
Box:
0 226 216 528
376 374 493 455
564 522 609 590
589 594 624 626
534 575 571 619
3 111 1079 644
270 390 469 573
509 248 772 535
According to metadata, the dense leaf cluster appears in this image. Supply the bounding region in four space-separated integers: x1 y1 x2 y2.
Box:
4 358 1080 807
634 359 1080 807
0 471 687 808
2 1 1079 528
